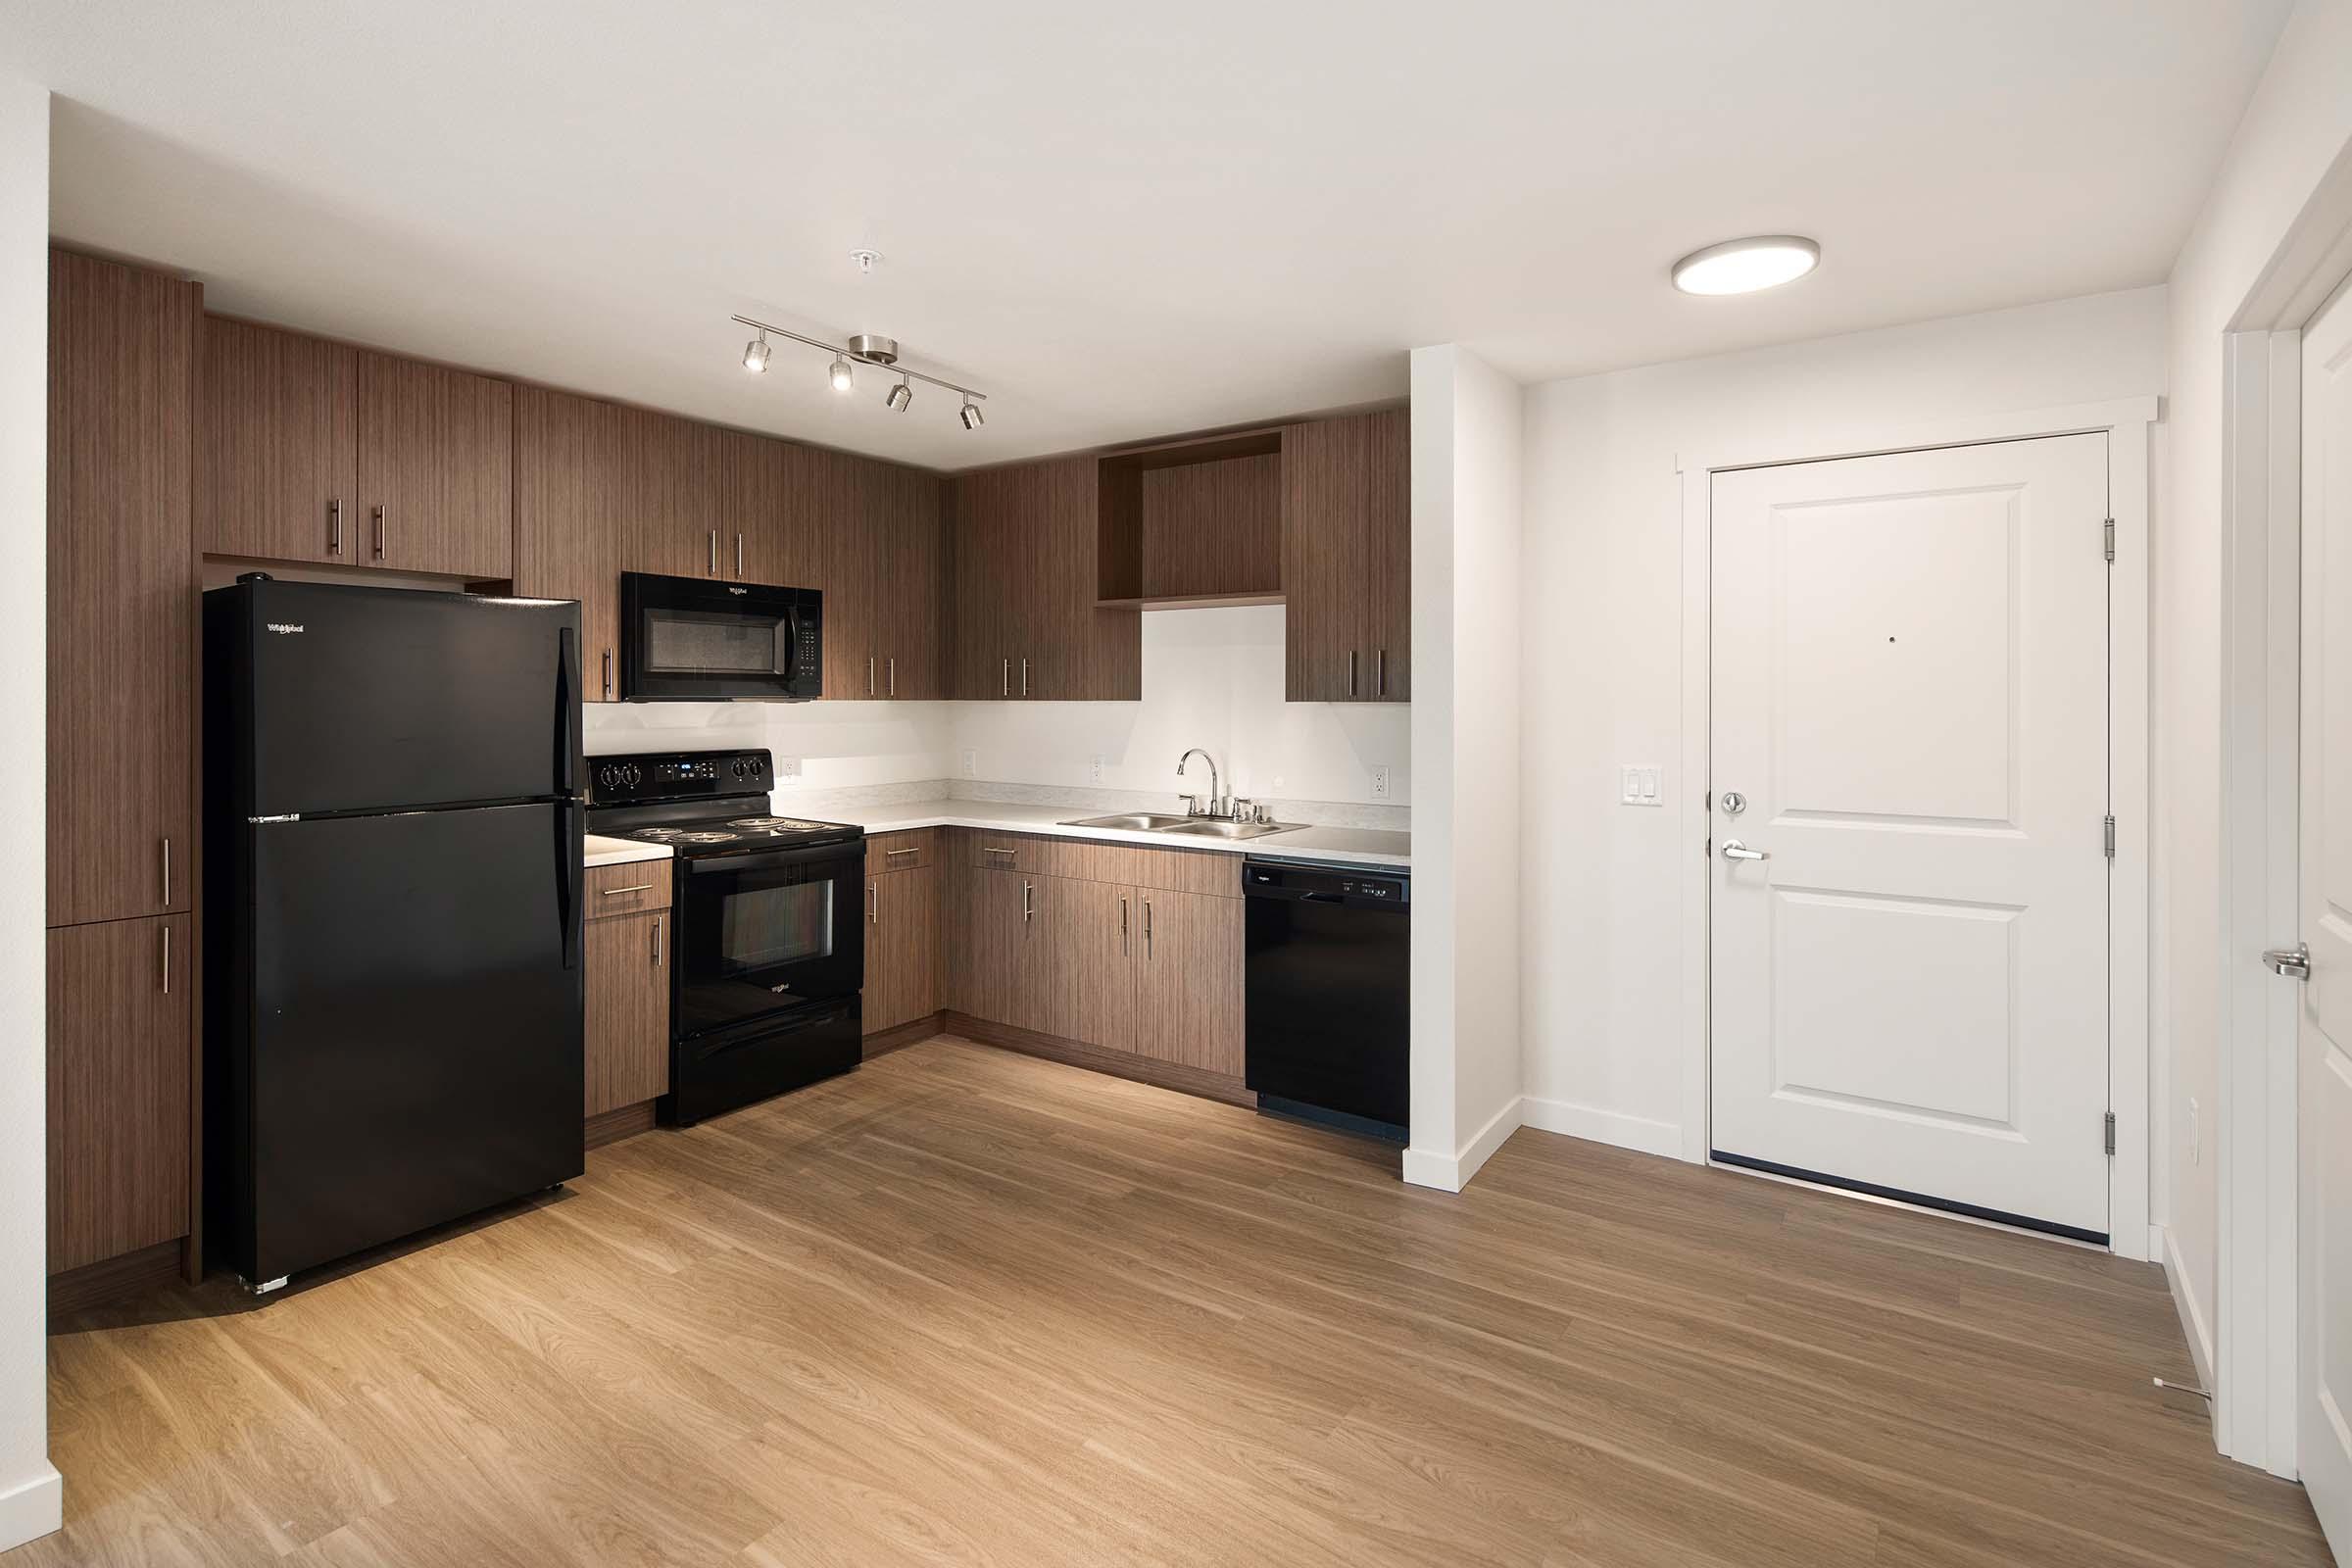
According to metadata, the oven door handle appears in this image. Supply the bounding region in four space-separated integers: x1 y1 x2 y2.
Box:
682 840 863 876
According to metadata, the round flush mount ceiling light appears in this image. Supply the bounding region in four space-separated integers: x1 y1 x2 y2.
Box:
1671 234 1820 296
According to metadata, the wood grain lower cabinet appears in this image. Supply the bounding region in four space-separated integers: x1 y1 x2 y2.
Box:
48 916 189 1275
49 249 196 928
1129 889 1245 1076
584 909 668 1116
863 863 940 1034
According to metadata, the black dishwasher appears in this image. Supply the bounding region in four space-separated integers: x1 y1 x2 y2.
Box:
1244 858 1410 1142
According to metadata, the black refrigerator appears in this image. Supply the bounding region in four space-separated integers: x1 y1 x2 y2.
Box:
204 578 586 1288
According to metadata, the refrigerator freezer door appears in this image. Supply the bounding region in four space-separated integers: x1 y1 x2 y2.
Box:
245 802 584 1281
228 580 580 817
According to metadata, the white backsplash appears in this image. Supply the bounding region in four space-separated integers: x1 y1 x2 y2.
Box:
583 604 1410 823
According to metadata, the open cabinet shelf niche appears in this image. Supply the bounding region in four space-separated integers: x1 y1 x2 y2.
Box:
1095 427 1284 609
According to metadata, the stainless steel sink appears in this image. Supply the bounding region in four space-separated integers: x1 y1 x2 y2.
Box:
1159 819 1298 841
1059 812 1200 831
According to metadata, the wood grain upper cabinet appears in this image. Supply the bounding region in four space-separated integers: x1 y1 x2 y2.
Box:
949 457 1140 700
1130 889 1244 1077
198 316 359 564
356 351 513 578
48 915 189 1273
1282 408 1409 702
584 909 668 1117
623 408 724 580
48 250 196 927
722 429 822 589
514 387 624 702
829 453 945 699
863 862 940 1035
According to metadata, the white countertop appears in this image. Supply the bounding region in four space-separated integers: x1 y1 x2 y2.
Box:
799 798 1411 869
584 833 674 868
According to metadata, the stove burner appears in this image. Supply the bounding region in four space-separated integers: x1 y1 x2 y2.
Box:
727 816 827 831
672 832 740 845
632 827 687 840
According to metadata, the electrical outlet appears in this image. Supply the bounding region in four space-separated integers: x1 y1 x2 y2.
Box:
1370 766 1392 801
960 748 978 778
1090 754 1104 786
1621 765 1665 806
776 757 802 782
2188 1099 2200 1164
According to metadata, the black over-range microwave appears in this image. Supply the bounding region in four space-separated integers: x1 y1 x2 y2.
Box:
619 572 822 701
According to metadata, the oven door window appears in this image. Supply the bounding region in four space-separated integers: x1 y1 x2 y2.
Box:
676 854 863 1037
718 877 832 972
642 606 790 678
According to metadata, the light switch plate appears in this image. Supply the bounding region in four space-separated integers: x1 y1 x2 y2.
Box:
961 749 978 777
1370 765 1392 801
1621 765 1664 806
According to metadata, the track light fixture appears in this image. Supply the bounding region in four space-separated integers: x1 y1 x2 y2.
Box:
726 310 989 431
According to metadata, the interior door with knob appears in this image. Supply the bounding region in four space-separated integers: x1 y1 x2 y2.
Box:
1708 433 2111 1240
2295 275 2352 1553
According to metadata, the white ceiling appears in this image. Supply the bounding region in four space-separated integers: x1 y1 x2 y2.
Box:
6 1 2290 470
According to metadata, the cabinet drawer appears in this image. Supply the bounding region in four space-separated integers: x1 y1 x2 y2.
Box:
586 859 672 915
866 828 940 876
1086 843 1242 898
966 831 1085 880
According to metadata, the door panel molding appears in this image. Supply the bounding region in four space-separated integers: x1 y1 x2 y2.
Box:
1675 397 2155 1267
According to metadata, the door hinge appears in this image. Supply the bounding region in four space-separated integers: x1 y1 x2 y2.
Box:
2103 814 2117 858
2104 1110 2117 1155
2103 517 2116 562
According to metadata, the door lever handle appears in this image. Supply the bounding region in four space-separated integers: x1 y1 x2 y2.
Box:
2264 943 2311 980
1720 839 1769 861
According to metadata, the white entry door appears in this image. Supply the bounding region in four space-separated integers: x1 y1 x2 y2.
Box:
2295 277 2352 1554
1710 434 2112 1241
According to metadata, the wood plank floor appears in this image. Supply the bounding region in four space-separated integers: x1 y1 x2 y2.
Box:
24 1036 2331 1566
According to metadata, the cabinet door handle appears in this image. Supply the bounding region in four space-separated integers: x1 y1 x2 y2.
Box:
1021 657 1030 698
982 845 1018 858
1143 899 1153 958
651 916 662 967
708 530 718 575
736 532 745 578
1120 895 1129 956
867 656 876 697
161 836 171 906
1348 649 1358 699
329 497 343 557
1021 880 1033 923
888 657 896 698
372 504 386 561
602 648 613 701
1377 648 1387 699
600 882 656 897
885 846 920 858
1001 658 1009 698
868 880 879 925
161 924 171 995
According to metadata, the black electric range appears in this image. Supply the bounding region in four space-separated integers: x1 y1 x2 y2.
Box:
586 749 864 1124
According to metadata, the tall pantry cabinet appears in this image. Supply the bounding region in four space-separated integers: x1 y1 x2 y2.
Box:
46 249 200 1295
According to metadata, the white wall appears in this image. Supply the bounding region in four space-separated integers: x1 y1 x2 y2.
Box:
1405 345 1525 1192
585 699 954 793
2159 0 2352 1473
946 607 1410 808
0 66 62 1552
1518 286 2168 1155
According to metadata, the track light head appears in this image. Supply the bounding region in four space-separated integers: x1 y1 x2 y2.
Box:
829 355 855 394
959 396 985 430
742 332 770 373
886 376 912 413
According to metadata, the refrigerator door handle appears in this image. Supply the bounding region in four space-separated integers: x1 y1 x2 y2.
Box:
556 626 581 796
556 803 581 971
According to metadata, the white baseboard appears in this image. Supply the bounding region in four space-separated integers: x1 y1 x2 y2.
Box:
1402 1096 1525 1194
2159 1223 2219 1427
1518 1096 1682 1159
0 1463 61 1551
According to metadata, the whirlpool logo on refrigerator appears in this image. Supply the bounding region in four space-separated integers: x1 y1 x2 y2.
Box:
265 622 305 635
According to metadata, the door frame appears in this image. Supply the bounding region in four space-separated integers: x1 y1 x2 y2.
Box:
2210 148 2352 1482
1674 396 2158 1263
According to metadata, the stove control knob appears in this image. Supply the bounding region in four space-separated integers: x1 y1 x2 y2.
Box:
597 764 617 789
624 763 642 787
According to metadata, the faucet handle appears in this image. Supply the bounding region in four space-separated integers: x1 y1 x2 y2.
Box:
1179 793 1203 817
